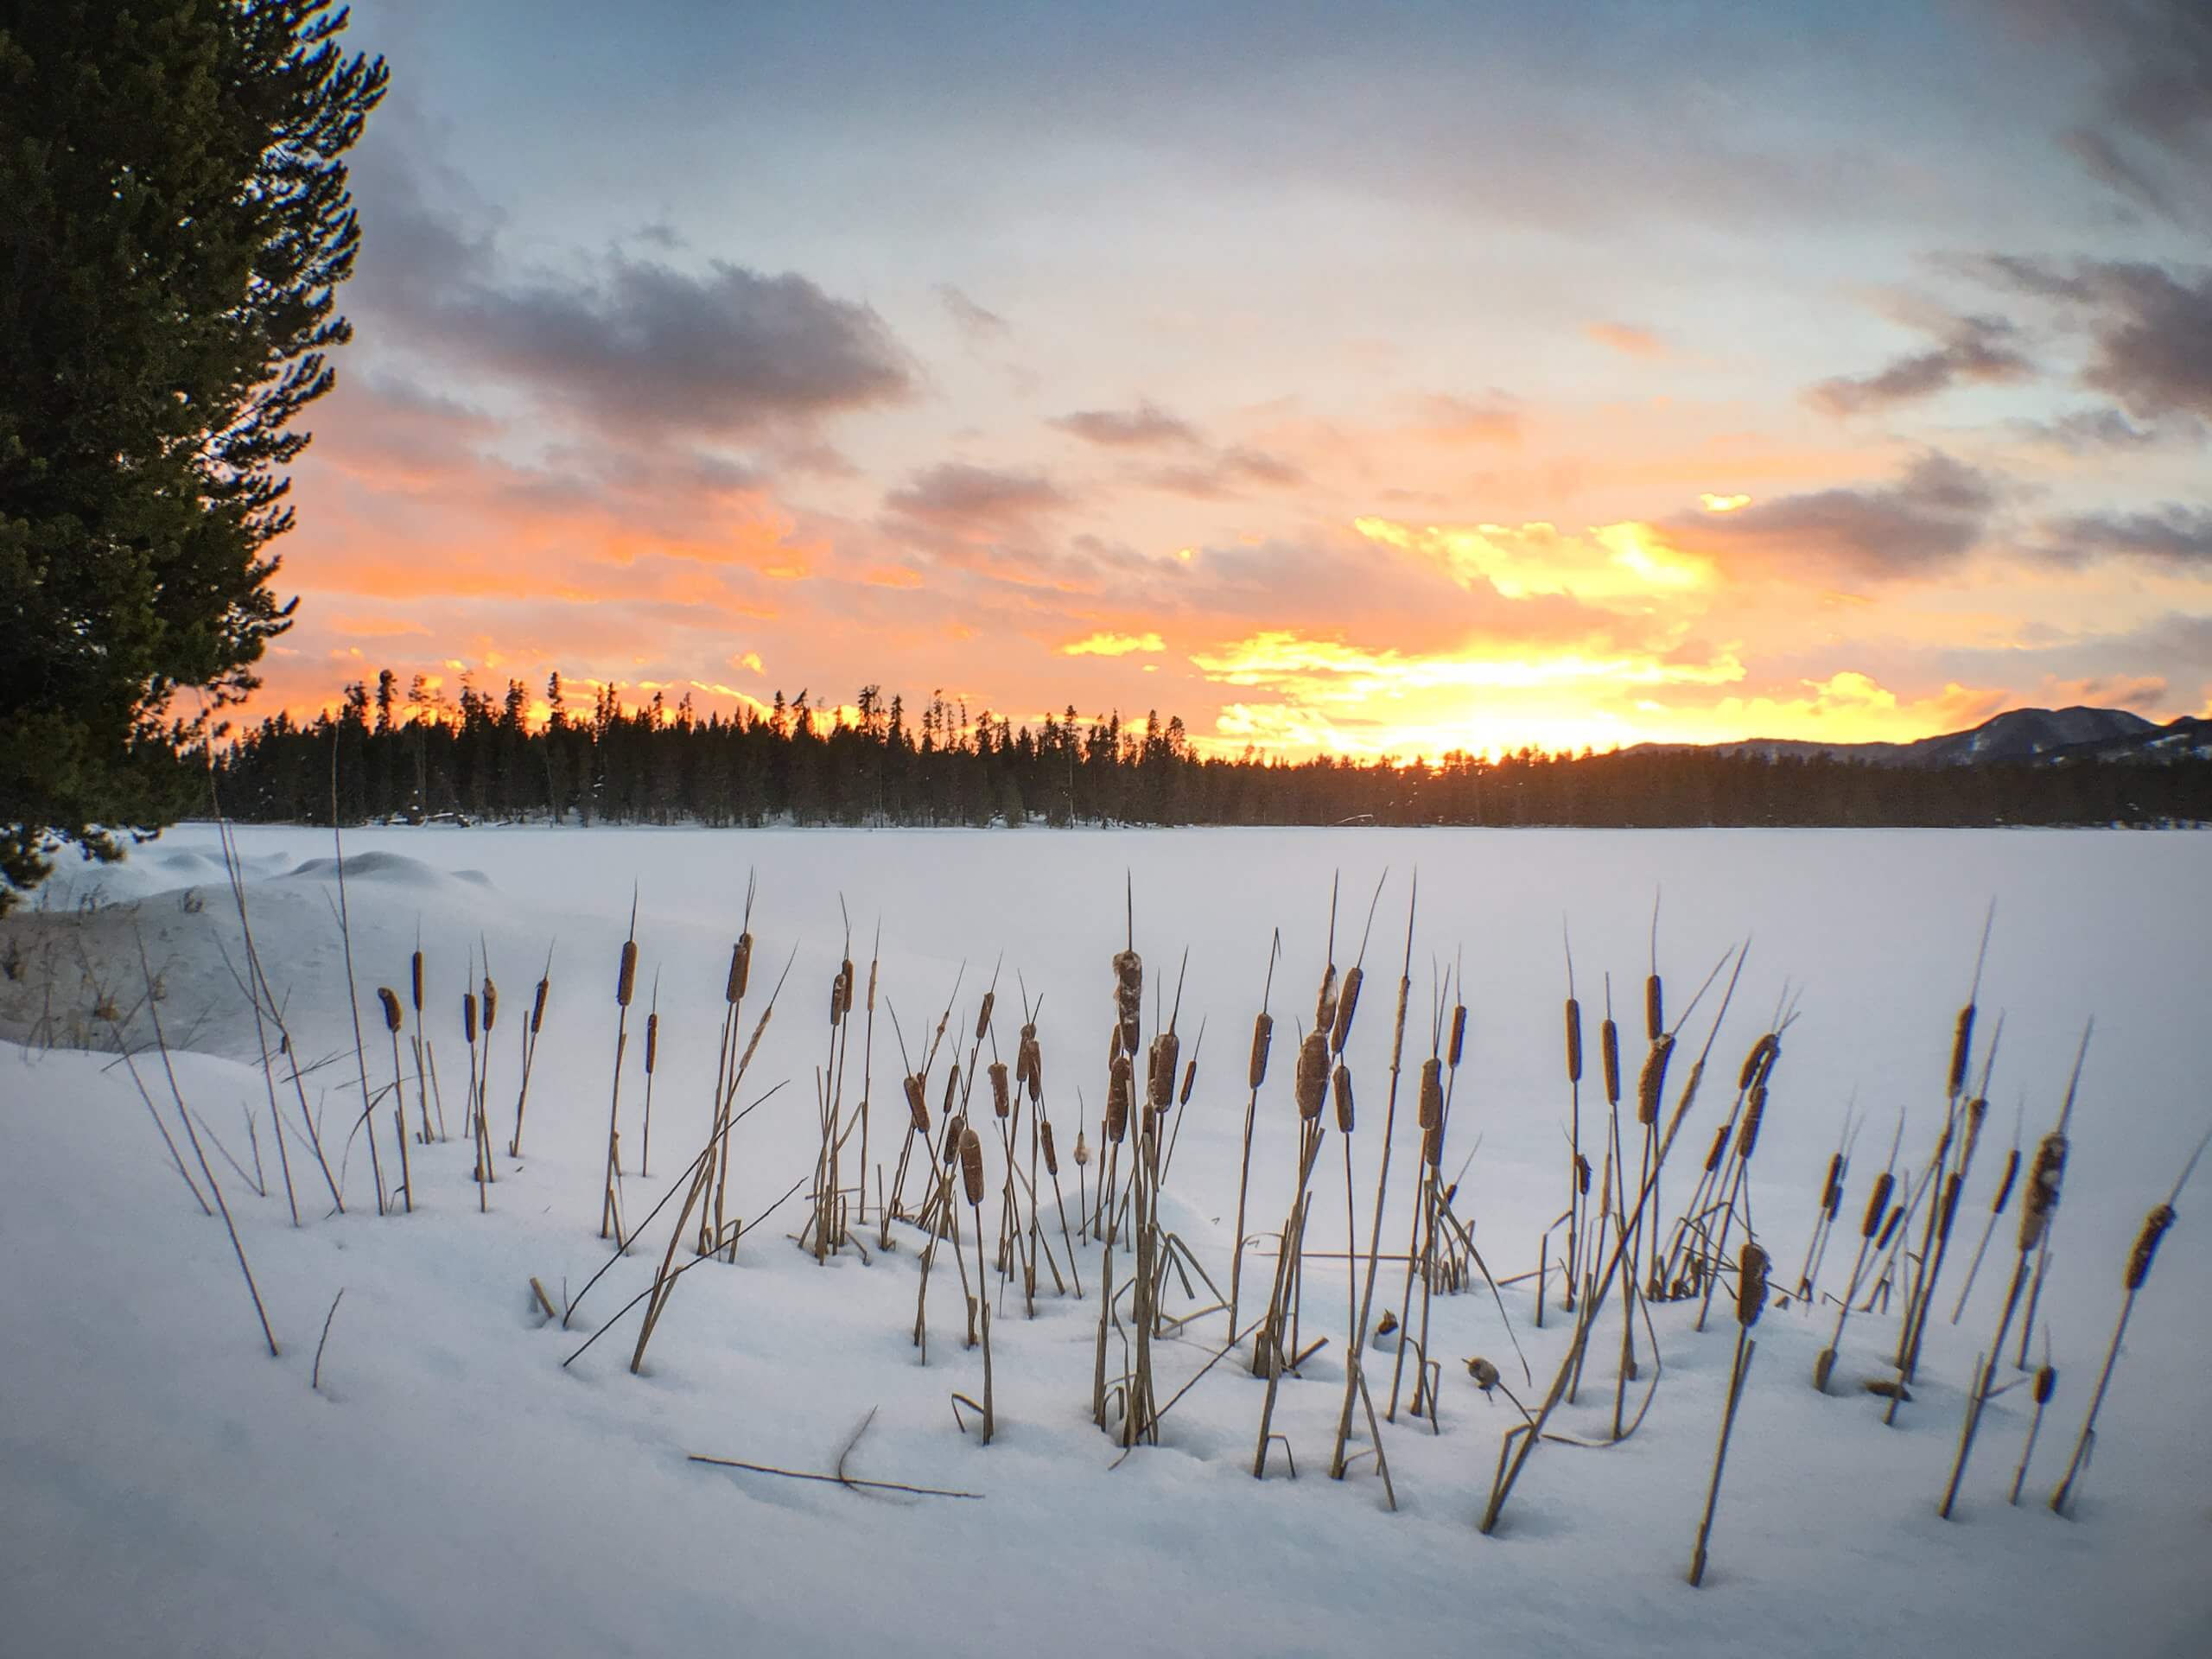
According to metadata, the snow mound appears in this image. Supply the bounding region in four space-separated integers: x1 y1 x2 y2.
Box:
282 851 494 893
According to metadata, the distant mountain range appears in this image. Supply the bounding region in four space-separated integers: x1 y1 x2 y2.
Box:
1634 705 2212 767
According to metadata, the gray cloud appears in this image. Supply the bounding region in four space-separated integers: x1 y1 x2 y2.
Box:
1051 401 1203 448
938 284 1010 342
1679 454 2000 580
1143 446 1305 499
1982 257 2212 423
2010 406 2171 452
881 462 1067 531
2043 504 2212 569
2038 0 2212 219
1806 314 2034 416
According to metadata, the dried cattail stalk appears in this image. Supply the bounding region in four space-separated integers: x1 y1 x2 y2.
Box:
726 937 751 1003
1820 1154 1845 1211
1863 1171 1897 1236
1014 1036 1033 1088
1330 965 1363 1052
1735 1082 1768 1161
1332 1063 1355 1135
463 991 478 1045
1249 1012 1274 1089
645 1012 658 1073
410 950 423 1012
1106 1054 1132 1141
617 940 638 1007
1024 1039 1043 1104
1418 1057 1443 1129
1040 1119 1059 1176
1738 1033 1777 1092
830 969 847 1027
1564 997 1583 1082
1422 1118 1444 1168
1737 1242 1769 1327
1600 1018 1621 1106
1876 1203 1905 1251
905 1073 929 1134
2126 1203 2175 1291
976 990 995 1042
1113 950 1143 1054
1294 1030 1328 1120
989 1061 1011 1119
942 1113 965 1165
1074 1128 1090 1167
1645 974 1664 1045
840 958 855 1018
530 977 549 1033
1576 1154 1592 1194
1448 1004 1467 1068
943 1065 961 1119
1148 1031 1181 1109
2018 1133 2068 1252
1179 1058 1196 1107
378 988 402 1033
1948 1004 1975 1100
1705 1122 1732 1174
482 978 498 1033
1637 1033 1675 1126
961 1128 985 1206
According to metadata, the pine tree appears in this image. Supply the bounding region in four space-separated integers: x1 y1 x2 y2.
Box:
0 1 386 907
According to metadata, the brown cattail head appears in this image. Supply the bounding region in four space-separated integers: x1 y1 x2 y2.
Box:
1112 950 1142 1055
531 976 549 1033
1074 1128 1090 1167
1418 1057 1444 1129
840 959 855 1019
1564 997 1583 1083
2018 1132 2068 1253
1014 1037 1033 1088
463 990 478 1044
1330 965 1363 1052
1314 964 1338 1034
941 1113 963 1166
866 958 877 1014
1735 1081 1768 1161
482 978 498 1031
1376 1308 1398 1338
1739 1033 1778 1093
1820 1153 1844 1210
1294 1029 1329 1120
1466 1356 1501 1392
960 1127 984 1206
727 936 752 1003
1644 974 1664 1045
1023 1037 1043 1104
1332 1063 1355 1134
1637 1033 1675 1127
1862 1170 1897 1237
1961 1095 1988 1166
1876 1202 1906 1250
1179 1058 1197 1106
1600 1018 1621 1106
378 987 402 1033
1040 1118 1059 1175
904 1072 929 1134
1704 1122 1732 1174
1935 1170 1963 1241
830 968 848 1028
1148 1030 1181 1110
1448 1004 1467 1069
645 1012 658 1072
617 940 638 1007
1106 1054 1133 1141
2032 1363 2057 1406
976 990 995 1043
1249 1012 1274 1090
410 950 423 1012
943 1065 961 1118
1576 1153 1592 1194
1989 1146 2021 1215
1736 1242 1770 1328
1826 1169 1846 1221
2126 1204 2175 1290
1948 1003 1975 1100
1422 1117 1444 1168
988 1060 1011 1118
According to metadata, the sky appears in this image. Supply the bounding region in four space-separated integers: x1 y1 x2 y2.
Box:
261 0 2212 757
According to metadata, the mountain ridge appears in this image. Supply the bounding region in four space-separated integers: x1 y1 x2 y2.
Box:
1628 704 2211 767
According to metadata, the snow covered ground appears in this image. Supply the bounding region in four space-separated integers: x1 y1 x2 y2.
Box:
3 823 2208 1657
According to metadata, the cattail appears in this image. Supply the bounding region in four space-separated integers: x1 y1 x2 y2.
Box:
1074 1128 1090 1167
1179 1058 1197 1107
617 940 638 1007
1330 965 1363 1052
1862 1170 1896 1237
989 1060 1011 1118
1148 1031 1180 1109
481 978 497 1033
726 937 751 1003
1960 1095 1988 1165
1249 1012 1274 1089
976 990 995 1042
1418 1057 1443 1129
1422 1117 1444 1168
1600 1018 1620 1106
1876 1203 1905 1250
645 1012 658 1072
1106 1054 1132 1141
904 1073 929 1134
840 958 855 1018
378 987 402 1033
943 1065 961 1119
1736 1242 1769 1328
1936 1170 1962 1239
830 969 848 1027
1466 1356 1501 1391
2018 1133 2068 1252
1989 1146 2020 1214
1448 1004 1467 1068
2033 1363 2056 1404
1705 1122 1732 1174
1564 997 1583 1082
1024 1038 1043 1104
530 977 549 1033
1294 1030 1328 1120
1738 1033 1777 1092
410 950 423 1013
1645 974 1664 1044
866 959 877 1014
1948 1004 1975 1100
960 1127 984 1206
1735 1082 1767 1160
1040 1119 1059 1176
942 1113 964 1166
1113 950 1142 1055
1332 1063 1355 1134
1014 1036 1033 1088
463 991 478 1045
2126 1204 2175 1290
1820 1153 1844 1211
1315 965 1338 1034
1637 1033 1675 1126
1576 1154 1592 1195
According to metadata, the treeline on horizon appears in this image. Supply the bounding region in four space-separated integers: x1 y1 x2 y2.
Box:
201 671 2212 831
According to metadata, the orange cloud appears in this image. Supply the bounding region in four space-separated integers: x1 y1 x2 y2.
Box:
1062 631 1165 657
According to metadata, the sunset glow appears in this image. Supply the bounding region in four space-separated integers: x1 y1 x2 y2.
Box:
246 1 2210 760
